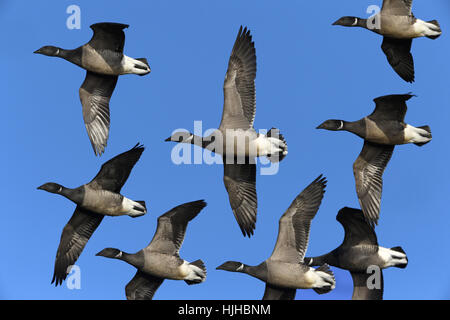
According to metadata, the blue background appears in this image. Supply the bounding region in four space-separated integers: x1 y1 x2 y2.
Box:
1 0 449 300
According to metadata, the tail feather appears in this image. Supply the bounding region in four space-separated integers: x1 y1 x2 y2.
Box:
313 264 335 295
426 20 441 39
135 58 150 75
414 126 432 147
391 246 408 269
184 259 207 285
133 201 146 211
266 128 288 163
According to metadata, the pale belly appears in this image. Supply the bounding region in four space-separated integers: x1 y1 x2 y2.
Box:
81 46 123 75
81 188 124 216
266 262 313 289
379 16 420 39
141 253 185 280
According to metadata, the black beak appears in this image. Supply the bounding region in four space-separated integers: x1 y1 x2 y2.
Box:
33 49 41 54
316 124 324 129
164 137 171 142
332 19 340 26
36 185 44 190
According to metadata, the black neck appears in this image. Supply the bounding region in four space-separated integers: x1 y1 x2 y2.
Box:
342 120 366 139
306 250 340 268
120 251 145 270
59 186 84 205
57 47 82 66
241 263 268 282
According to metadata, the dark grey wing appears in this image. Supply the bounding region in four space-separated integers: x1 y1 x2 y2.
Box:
381 37 414 83
125 271 164 300
52 206 104 286
146 200 207 255
350 271 384 300
79 71 118 156
262 284 296 300
336 207 378 247
270 175 327 263
88 143 144 193
381 0 412 16
88 22 128 53
220 26 257 130
353 142 394 228
369 93 413 122
223 160 257 237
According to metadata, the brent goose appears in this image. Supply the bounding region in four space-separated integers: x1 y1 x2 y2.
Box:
34 22 151 155
304 207 408 300
217 175 335 300
96 200 207 300
165 26 287 237
333 0 441 82
317 93 431 227
37 143 146 285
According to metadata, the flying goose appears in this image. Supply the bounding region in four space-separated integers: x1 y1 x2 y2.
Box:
37 143 146 286
304 207 408 300
332 0 442 82
96 200 207 300
34 22 151 156
165 26 287 237
316 94 431 227
217 175 335 300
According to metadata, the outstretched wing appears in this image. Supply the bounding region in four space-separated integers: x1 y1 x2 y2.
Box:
88 22 128 52
350 271 384 300
146 200 207 255
88 143 144 192
269 175 327 263
79 71 118 156
336 207 378 247
381 0 413 16
381 37 414 83
220 26 257 130
223 160 257 237
125 271 164 300
369 93 413 122
262 284 296 300
52 206 104 286
353 141 394 228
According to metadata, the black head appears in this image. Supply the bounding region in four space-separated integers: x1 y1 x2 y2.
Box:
216 261 245 272
165 131 194 143
37 182 64 194
332 16 360 27
96 248 123 259
33 46 61 56
316 120 345 131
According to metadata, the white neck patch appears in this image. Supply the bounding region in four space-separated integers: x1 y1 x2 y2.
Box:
115 251 123 258
337 121 344 130
352 18 358 26
236 264 244 271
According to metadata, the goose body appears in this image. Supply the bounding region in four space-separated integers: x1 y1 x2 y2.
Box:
332 0 442 82
166 26 287 237
97 200 207 300
305 207 408 300
317 94 432 227
34 22 151 155
36 143 146 286
217 176 335 300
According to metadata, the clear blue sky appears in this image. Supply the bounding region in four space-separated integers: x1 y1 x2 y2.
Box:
1 0 449 300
